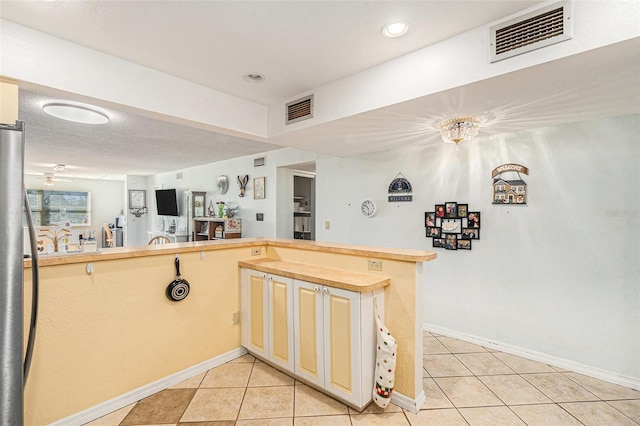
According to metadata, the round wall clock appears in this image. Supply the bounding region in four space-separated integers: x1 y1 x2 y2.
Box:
361 200 377 217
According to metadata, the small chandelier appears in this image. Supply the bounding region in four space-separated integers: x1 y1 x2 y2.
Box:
440 117 480 149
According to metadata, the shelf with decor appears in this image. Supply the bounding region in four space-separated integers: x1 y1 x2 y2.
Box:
193 217 242 241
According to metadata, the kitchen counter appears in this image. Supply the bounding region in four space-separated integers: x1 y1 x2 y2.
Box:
22 237 436 425
239 258 390 292
24 237 436 268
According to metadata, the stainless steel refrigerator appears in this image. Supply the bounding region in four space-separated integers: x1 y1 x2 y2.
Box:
1 121 39 425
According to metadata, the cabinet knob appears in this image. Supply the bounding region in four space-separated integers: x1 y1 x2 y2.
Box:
314 286 320 292
323 288 329 294
261 274 267 279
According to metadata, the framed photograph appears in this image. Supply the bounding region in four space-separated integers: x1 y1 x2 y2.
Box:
461 228 480 240
435 204 445 218
445 234 458 250
254 177 265 199
457 203 468 218
468 211 481 228
192 191 206 218
427 226 441 238
129 189 146 209
457 239 472 250
433 238 445 248
445 201 458 218
425 212 436 227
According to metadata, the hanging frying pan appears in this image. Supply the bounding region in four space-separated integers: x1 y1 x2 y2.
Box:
167 256 190 301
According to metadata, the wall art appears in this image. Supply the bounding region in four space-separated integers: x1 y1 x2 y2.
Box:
388 172 412 202
492 163 529 205
254 176 265 199
425 202 480 251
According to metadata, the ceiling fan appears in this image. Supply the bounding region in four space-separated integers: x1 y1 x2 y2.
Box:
39 172 71 186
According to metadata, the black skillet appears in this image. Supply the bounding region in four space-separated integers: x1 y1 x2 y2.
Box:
166 256 190 301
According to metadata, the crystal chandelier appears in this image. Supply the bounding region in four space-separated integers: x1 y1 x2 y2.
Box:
440 117 480 148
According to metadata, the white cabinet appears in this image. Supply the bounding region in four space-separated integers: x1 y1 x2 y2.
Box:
240 269 294 374
293 280 382 409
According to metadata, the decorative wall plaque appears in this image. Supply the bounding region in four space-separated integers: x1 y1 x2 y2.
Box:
425 201 480 251
388 172 412 202
492 163 528 205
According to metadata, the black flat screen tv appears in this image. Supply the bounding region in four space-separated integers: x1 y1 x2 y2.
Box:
155 189 179 216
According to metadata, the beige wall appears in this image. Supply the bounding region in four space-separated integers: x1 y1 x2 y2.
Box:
24 246 256 425
23 241 428 425
0 77 19 123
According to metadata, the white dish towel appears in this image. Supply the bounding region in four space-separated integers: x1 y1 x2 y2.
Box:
372 297 398 408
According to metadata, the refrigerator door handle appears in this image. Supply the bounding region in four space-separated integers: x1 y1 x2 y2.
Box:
23 186 39 386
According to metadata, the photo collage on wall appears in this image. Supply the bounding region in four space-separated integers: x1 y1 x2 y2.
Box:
425 202 480 251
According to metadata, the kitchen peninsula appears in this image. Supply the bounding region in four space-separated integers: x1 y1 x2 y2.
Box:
23 238 435 425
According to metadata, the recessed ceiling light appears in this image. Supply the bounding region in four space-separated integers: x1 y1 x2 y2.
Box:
243 73 265 83
382 22 408 38
43 102 109 124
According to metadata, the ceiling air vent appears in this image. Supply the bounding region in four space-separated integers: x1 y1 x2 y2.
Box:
490 0 572 63
286 95 314 125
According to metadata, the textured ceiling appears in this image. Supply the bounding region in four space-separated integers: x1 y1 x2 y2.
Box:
2 1 638 181
1 1 543 105
19 84 282 180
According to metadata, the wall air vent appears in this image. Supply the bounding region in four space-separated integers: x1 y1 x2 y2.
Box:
490 0 572 63
286 95 314 125
254 156 265 167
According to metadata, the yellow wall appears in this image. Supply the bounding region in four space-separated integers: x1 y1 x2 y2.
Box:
23 247 257 425
23 241 429 424
0 77 19 123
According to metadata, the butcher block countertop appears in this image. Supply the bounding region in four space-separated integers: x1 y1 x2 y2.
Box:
24 238 436 268
238 258 390 292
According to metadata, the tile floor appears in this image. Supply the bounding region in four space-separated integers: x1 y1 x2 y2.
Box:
86 332 640 425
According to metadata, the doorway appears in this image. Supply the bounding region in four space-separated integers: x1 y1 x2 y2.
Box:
275 162 316 240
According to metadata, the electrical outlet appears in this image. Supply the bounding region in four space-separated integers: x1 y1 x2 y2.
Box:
233 312 240 325
325 221 330 230
368 259 382 271
251 247 261 256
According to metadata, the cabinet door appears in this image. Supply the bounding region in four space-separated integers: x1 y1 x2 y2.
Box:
323 286 362 407
293 280 325 388
268 274 294 374
240 269 269 359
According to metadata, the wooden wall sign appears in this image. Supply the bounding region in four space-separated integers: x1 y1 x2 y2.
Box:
492 163 529 205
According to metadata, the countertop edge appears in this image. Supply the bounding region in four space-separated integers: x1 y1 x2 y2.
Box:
24 237 437 268
238 259 391 293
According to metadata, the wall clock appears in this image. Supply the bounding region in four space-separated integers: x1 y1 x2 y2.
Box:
361 200 377 217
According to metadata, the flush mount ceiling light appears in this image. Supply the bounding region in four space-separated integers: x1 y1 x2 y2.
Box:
382 21 408 38
243 73 265 83
43 102 109 124
53 164 66 172
440 117 481 149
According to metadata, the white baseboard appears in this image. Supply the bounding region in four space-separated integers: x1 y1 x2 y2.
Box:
50 346 248 426
391 389 426 414
424 323 640 391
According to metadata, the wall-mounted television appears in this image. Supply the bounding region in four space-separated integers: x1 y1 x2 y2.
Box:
155 189 179 216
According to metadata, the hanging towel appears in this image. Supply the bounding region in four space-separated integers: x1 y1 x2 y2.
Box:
372 297 397 408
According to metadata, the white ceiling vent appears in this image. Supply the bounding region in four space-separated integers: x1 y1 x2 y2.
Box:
490 0 572 63
286 95 314 125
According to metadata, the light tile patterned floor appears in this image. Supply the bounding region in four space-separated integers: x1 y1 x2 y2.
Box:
85 332 640 425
